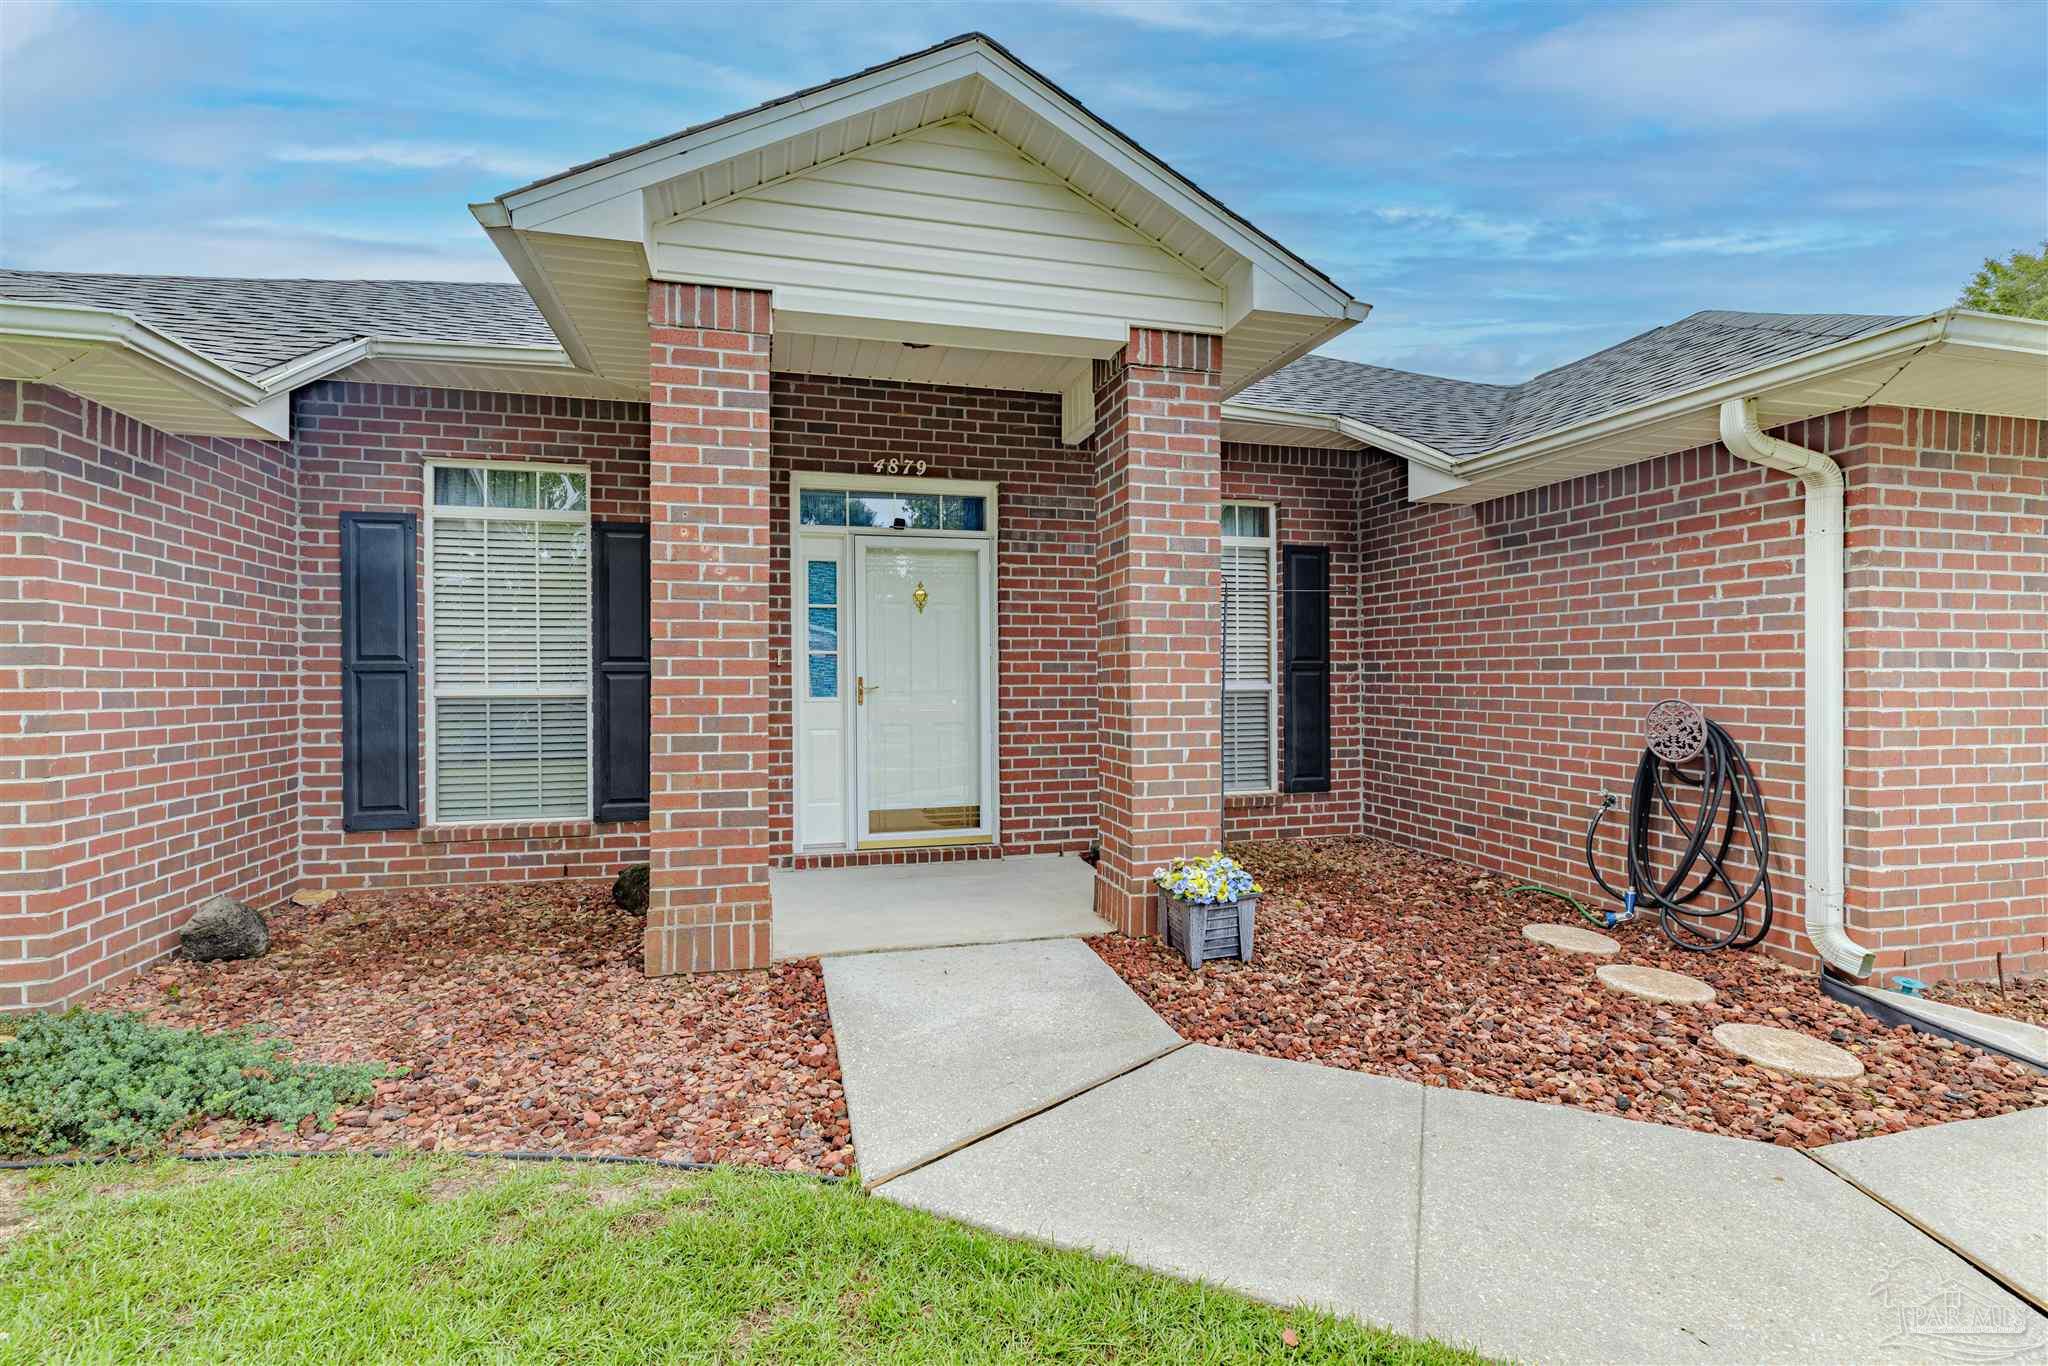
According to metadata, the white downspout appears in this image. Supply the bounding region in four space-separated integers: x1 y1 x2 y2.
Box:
1718 398 1875 978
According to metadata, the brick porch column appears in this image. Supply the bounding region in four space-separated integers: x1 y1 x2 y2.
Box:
643 282 774 975
1091 328 1224 935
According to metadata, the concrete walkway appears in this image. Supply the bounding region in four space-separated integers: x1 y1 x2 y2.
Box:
772 854 1106 960
827 941 2048 1364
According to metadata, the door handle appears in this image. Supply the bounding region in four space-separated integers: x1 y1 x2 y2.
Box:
857 676 879 705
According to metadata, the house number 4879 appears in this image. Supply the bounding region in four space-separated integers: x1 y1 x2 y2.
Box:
872 458 930 477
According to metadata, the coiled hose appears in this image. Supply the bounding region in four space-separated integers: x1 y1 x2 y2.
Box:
1584 707 1776 952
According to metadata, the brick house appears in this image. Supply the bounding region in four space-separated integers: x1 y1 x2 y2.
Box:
2 33 2042 1008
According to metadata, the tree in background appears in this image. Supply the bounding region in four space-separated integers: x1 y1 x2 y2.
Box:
1958 242 2048 319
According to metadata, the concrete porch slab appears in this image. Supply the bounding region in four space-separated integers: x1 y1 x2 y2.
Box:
771 854 1108 960
1416 1086 2042 1364
882 1045 1424 1334
823 938 1180 1187
1813 1108 2048 1309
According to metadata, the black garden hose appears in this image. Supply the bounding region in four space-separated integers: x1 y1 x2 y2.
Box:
1584 707 1776 953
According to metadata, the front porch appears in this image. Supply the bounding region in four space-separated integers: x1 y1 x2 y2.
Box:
769 854 1107 960
461 38 1366 978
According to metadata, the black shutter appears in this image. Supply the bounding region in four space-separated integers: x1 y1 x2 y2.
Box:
339 511 419 830
592 521 652 822
1282 544 1332 794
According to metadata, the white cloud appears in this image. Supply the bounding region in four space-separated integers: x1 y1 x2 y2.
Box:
0 157 119 212
271 142 560 180
1055 0 1455 41
0 0 63 56
1499 2 2013 126
9 216 514 281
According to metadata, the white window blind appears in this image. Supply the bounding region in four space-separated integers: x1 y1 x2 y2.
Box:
427 464 591 822
1221 503 1276 793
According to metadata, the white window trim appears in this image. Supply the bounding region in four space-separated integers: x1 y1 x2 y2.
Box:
788 470 1001 851
1222 500 1279 797
423 459 595 826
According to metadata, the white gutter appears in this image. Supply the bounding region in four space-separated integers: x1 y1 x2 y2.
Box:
1718 397 1874 979
3 297 613 441
0 299 270 406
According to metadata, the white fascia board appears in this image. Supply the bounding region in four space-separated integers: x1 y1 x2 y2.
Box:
0 299 267 407
1220 399 1454 468
253 335 583 392
499 47 985 229
1941 307 2048 356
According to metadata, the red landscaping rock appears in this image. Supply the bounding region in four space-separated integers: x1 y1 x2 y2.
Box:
1927 976 2048 1028
1091 838 2047 1146
86 881 852 1175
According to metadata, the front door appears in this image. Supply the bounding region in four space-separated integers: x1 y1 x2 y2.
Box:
853 536 990 844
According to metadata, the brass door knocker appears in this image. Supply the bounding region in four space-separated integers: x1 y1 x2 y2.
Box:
912 581 929 614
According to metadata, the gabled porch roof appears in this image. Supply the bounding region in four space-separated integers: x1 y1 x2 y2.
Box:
470 33 1369 444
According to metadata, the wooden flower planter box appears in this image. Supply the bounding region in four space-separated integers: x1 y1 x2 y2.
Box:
1158 890 1258 969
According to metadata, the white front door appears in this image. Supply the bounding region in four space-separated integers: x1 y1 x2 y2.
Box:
853 536 991 843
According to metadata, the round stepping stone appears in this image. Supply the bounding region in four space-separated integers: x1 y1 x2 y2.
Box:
1521 923 1619 956
1597 963 1716 1005
1713 1023 1864 1080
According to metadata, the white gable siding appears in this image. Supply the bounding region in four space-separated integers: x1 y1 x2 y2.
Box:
649 121 1225 349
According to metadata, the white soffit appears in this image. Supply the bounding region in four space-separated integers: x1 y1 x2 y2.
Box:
479 35 1364 400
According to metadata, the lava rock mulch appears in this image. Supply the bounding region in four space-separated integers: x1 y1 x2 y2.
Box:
1928 977 2048 1028
1092 839 2047 1147
86 883 851 1175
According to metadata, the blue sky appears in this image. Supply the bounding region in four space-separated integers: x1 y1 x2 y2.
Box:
3 0 2043 381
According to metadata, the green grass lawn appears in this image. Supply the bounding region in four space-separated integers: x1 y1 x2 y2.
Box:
1 1157 1482 1364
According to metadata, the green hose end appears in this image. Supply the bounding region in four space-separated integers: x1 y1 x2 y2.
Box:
1509 882 1602 928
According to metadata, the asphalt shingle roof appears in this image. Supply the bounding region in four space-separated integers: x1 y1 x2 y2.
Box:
0 270 557 377
2 268 1924 456
1243 310 1921 457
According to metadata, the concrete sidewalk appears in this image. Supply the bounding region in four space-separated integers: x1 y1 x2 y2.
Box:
827 942 2048 1364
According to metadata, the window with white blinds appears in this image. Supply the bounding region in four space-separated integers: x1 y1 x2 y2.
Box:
426 464 591 822
1221 503 1277 793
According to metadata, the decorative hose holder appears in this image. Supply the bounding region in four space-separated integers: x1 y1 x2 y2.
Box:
1583 701 1778 953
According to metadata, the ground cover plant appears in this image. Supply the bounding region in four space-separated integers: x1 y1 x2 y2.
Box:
1094 838 2048 1146
85 882 851 1173
0 1011 380 1157
0 1156 1484 1364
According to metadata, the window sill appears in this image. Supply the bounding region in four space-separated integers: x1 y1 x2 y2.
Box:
422 819 603 844
1224 791 1281 808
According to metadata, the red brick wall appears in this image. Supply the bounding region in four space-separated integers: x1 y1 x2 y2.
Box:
1353 405 2045 980
643 284 775 975
0 382 299 1007
1091 329 1224 934
1359 433 1815 959
768 374 1098 864
1221 443 1367 843
294 381 650 891
1834 408 2046 980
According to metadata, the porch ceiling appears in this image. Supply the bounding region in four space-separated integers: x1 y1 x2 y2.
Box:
472 33 1367 436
